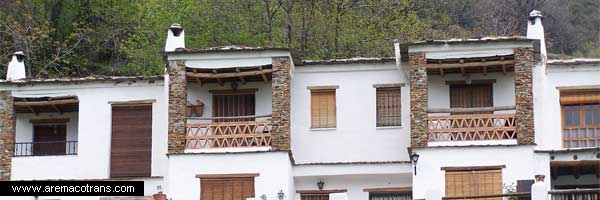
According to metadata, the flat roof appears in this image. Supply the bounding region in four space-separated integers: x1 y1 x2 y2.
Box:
167 45 289 54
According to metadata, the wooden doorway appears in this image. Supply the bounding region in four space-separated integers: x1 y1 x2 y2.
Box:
110 104 152 178
450 84 493 114
33 124 67 156
212 89 256 122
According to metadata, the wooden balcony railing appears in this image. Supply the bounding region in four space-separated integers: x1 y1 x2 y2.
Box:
443 192 530 200
185 116 272 149
428 114 516 142
549 188 600 200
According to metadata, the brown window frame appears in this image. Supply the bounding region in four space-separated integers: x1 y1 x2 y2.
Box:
110 103 153 178
197 173 258 200
375 86 402 127
561 103 600 148
309 86 338 129
444 167 503 199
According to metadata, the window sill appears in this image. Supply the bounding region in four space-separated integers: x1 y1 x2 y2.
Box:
376 126 403 130
310 128 337 131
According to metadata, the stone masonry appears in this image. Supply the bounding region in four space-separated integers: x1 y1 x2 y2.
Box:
0 91 15 180
514 47 535 145
168 60 187 154
409 52 429 148
271 56 292 151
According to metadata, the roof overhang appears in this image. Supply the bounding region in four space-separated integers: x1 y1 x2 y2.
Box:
14 96 79 114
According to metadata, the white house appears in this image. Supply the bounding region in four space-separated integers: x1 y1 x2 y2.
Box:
0 11 598 200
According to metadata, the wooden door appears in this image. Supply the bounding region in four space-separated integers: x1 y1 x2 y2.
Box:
201 178 254 200
213 92 255 122
110 104 152 178
450 84 493 114
33 124 67 156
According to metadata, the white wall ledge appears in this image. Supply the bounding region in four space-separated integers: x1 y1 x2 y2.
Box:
427 139 518 147
183 146 272 154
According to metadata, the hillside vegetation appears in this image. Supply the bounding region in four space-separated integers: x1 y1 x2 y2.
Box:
0 0 598 78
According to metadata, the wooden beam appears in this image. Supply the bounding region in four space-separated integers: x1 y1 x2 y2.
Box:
296 189 348 194
307 85 339 90
460 67 465 76
372 83 406 88
187 69 274 79
20 98 37 114
259 66 268 83
428 106 515 114
30 118 70 124
235 68 246 84
440 68 445 77
363 187 412 193
14 99 79 106
195 173 259 179
441 165 506 171
425 60 514 69
445 79 496 85
211 70 224 86
48 97 63 113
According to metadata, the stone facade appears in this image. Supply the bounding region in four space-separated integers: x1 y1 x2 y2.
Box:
271 56 292 151
0 91 15 180
168 60 187 153
514 47 535 145
409 52 429 148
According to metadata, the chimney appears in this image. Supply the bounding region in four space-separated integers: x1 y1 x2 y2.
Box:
6 51 26 80
165 23 185 52
527 10 546 61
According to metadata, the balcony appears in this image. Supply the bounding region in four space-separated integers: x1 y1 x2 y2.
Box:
185 116 273 149
14 141 78 157
429 113 516 142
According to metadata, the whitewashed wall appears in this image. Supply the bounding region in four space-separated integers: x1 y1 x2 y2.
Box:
411 145 551 200
166 152 293 200
536 63 600 150
291 62 411 164
187 82 273 119
428 72 515 111
294 174 412 200
8 81 167 196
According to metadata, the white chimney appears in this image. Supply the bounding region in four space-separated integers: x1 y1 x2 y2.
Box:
527 10 546 61
164 23 185 52
6 51 26 80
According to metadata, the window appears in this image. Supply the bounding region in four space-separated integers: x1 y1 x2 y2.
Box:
110 104 152 178
369 193 412 200
299 189 347 200
32 122 67 156
301 194 330 200
212 89 256 122
449 84 493 114
562 104 600 148
200 178 255 200
445 168 502 199
376 87 402 127
310 87 336 128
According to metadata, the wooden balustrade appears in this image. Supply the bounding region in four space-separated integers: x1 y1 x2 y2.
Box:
428 114 516 142
549 188 600 200
185 119 272 149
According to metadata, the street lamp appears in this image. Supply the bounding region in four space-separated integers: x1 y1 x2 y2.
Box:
277 190 285 200
410 153 420 175
317 180 325 190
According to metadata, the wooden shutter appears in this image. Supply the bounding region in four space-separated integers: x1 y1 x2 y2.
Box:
212 90 256 122
376 87 401 127
33 124 67 156
450 84 493 114
110 104 152 178
301 194 330 200
445 169 502 199
560 90 600 105
311 89 336 128
201 178 255 200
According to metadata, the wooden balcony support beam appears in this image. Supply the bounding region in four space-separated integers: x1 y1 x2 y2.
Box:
425 60 515 69
186 68 274 79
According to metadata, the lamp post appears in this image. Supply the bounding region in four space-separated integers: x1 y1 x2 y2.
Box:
410 153 420 175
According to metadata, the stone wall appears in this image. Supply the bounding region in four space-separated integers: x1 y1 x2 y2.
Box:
168 60 187 153
514 47 535 145
0 91 15 180
409 52 429 148
271 57 291 151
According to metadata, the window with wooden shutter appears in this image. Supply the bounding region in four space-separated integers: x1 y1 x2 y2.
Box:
450 84 493 114
299 189 347 200
212 89 256 122
560 89 600 148
200 178 255 200
110 104 152 178
32 123 67 156
311 88 336 128
376 87 401 127
445 169 502 199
